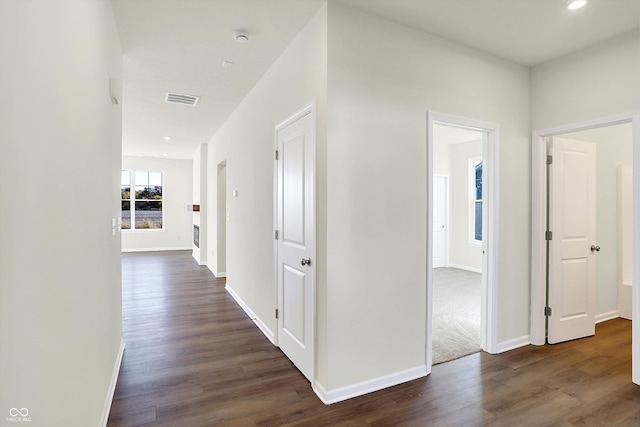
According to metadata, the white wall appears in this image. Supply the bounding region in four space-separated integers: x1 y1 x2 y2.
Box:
450 140 483 271
563 124 633 316
121 156 193 252
207 3 328 383
0 1 123 425
327 2 530 390
192 144 207 264
531 30 640 130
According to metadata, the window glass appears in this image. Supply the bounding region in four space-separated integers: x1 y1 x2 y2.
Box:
470 159 482 243
135 201 163 229
121 170 163 230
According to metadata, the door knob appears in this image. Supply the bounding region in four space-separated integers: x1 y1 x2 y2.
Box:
591 245 600 252
301 257 311 266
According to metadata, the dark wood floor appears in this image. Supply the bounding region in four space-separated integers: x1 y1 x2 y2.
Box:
108 251 640 426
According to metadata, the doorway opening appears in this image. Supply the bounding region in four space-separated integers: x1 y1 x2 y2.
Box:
216 161 227 278
427 112 499 371
530 112 640 384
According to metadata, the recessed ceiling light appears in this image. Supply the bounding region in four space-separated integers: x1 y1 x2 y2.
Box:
164 136 171 141
163 153 168 157
222 61 234 69
234 30 250 42
566 0 588 10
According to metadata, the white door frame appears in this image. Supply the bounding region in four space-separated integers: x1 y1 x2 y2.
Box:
273 102 316 385
426 111 500 372
530 111 640 384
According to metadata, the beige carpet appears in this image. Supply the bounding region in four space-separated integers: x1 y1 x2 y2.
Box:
432 267 481 364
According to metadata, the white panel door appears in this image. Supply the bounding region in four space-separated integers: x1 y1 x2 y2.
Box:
276 110 314 381
433 175 447 268
548 137 597 344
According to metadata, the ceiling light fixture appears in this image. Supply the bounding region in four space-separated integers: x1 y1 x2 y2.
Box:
566 0 588 10
234 30 250 42
164 136 171 141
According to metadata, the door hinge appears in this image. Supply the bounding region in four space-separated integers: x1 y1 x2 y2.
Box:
275 309 279 319
275 230 279 240
275 150 279 160
545 230 553 241
546 155 553 165
544 306 552 316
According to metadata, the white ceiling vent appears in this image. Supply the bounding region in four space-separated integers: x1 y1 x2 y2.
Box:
165 92 200 106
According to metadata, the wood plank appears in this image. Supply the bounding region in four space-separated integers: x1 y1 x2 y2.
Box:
108 251 640 426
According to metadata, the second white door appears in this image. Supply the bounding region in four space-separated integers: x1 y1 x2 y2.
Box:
433 175 447 268
276 109 315 381
548 137 597 344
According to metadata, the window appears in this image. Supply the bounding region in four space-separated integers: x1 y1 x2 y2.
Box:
121 170 163 230
470 158 482 244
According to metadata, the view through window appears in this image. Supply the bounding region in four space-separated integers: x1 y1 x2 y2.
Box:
121 170 163 229
472 159 482 242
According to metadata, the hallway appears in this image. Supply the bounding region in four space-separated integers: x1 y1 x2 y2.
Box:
108 251 640 426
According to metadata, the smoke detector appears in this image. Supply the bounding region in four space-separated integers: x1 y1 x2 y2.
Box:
234 30 250 42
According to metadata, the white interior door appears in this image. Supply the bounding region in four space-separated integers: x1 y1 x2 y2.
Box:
433 175 447 268
276 110 314 382
548 137 597 344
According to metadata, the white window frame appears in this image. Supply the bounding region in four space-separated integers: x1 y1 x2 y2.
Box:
121 169 164 231
469 157 482 246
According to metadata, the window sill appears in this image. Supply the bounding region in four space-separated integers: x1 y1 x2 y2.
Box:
122 228 165 233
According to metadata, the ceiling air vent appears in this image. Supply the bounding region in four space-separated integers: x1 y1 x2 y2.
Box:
165 92 200 106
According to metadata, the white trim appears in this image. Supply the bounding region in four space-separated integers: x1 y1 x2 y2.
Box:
225 283 275 344
595 310 620 324
427 111 500 372
100 340 125 427
192 253 206 266
121 228 166 234
121 246 191 253
206 263 226 278
496 335 530 353
447 263 482 274
313 365 428 405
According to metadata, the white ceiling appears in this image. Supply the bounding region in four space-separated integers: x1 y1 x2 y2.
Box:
111 0 640 159
111 0 325 159
333 0 640 67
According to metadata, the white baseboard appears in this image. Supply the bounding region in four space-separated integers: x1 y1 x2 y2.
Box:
447 263 482 273
121 246 192 253
313 365 427 405
496 335 530 353
225 284 275 344
206 263 226 278
596 310 620 324
192 252 207 266
101 339 125 427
